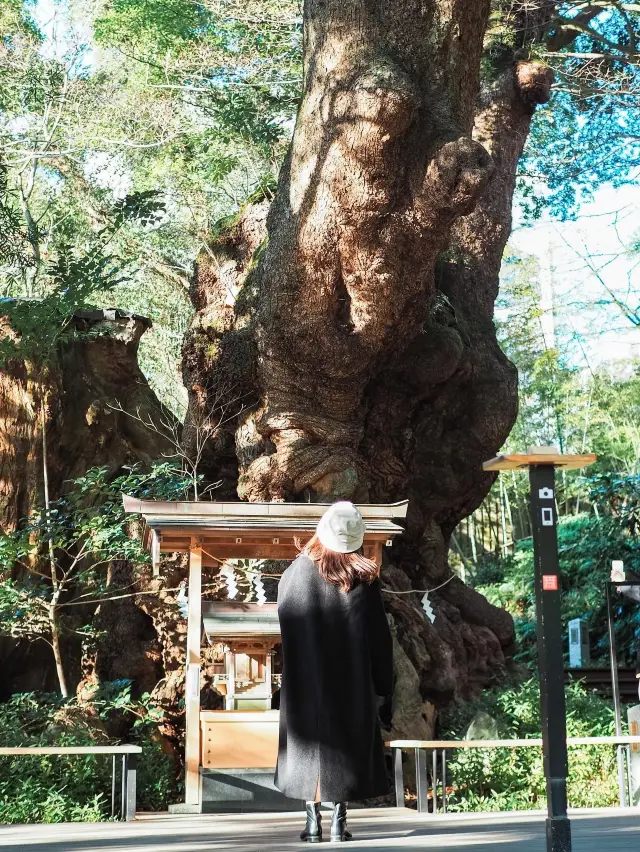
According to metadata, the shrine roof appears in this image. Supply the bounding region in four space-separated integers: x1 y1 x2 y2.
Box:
122 495 408 528
202 601 280 640
122 495 408 568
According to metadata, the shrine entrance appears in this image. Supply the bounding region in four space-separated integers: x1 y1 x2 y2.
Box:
122 496 408 812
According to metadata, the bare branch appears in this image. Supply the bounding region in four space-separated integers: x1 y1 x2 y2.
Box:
547 7 605 52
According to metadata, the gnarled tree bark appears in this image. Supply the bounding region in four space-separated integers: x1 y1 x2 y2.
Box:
0 308 174 696
183 1 556 733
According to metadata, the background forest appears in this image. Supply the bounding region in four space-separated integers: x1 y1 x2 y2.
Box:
2 0 640 820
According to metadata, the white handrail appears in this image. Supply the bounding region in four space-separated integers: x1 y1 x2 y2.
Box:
389 737 640 815
387 736 640 749
0 745 141 820
0 745 142 755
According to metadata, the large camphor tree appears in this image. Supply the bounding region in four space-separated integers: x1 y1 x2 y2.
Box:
182 1 576 731
3 0 637 733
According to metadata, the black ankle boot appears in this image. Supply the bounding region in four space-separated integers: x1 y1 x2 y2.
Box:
330 802 352 842
301 802 322 843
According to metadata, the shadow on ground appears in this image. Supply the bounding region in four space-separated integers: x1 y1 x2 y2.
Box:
0 810 638 851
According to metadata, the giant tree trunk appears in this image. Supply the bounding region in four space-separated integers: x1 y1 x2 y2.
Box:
0 308 172 531
0 307 174 696
184 1 555 730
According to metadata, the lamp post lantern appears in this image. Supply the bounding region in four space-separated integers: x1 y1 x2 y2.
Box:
483 448 597 852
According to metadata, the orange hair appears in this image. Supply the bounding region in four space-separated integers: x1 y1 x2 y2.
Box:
296 533 379 593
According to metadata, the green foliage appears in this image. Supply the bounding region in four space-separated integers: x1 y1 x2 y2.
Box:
0 687 177 823
0 168 31 270
454 248 640 580
93 0 301 165
0 462 193 647
95 0 213 51
0 191 166 367
475 3 640 219
439 680 620 811
1 0 300 402
592 473 640 537
496 251 581 456
520 93 640 221
481 6 519 80
519 5 640 219
497 251 640 477
473 475 640 670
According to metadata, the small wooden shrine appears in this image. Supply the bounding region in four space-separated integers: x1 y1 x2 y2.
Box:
122 496 409 812
202 601 281 711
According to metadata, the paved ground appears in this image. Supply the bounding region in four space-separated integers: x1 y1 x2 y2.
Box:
1 808 639 851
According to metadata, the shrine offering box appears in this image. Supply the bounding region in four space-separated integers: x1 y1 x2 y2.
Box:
201 710 279 769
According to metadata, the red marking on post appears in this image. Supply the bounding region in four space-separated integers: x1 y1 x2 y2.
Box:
542 575 558 591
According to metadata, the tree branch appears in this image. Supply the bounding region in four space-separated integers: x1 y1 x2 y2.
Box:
550 12 639 57
546 7 604 52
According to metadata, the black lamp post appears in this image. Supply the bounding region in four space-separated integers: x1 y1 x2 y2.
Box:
484 448 596 852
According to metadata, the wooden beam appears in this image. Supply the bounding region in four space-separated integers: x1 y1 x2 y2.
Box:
160 528 394 541
162 534 394 562
201 546 299 561
370 541 384 567
185 539 202 807
158 530 395 549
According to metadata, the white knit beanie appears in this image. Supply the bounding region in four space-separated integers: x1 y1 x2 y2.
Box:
316 501 365 554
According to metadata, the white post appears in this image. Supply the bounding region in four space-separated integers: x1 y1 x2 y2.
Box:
225 648 236 711
185 540 202 806
265 651 273 709
151 530 161 577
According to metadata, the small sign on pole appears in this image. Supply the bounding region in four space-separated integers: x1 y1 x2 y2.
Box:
612 560 625 582
568 618 590 669
541 507 554 526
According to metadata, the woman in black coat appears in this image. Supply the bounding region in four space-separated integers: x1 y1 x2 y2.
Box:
275 501 394 842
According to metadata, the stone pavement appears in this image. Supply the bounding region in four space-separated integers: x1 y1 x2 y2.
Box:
1 808 639 851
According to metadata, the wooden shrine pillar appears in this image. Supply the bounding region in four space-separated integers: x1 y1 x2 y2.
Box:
185 539 202 806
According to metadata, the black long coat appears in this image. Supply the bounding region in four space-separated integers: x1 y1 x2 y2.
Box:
274 554 393 802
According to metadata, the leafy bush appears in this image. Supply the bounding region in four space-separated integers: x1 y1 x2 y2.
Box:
475 511 640 669
439 679 621 811
0 462 194 677
0 686 177 823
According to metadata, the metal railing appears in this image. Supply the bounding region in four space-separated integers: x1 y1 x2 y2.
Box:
0 744 142 821
387 737 640 814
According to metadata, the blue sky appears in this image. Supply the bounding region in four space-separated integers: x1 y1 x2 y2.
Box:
512 183 640 370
